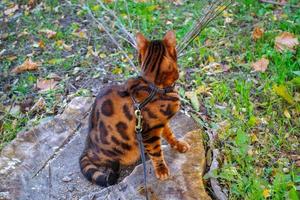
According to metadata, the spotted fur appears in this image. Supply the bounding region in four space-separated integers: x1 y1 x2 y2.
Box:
79 31 190 186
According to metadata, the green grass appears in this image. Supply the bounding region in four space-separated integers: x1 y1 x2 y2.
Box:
0 0 299 199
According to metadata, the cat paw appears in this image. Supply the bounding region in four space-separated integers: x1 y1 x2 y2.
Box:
172 140 190 153
155 164 170 180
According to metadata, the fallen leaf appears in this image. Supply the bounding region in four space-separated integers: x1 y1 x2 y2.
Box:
283 109 291 119
36 79 58 91
39 29 57 39
62 43 72 51
11 59 41 74
4 4 19 16
275 32 299 53
250 133 258 143
55 40 72 51
28 0 38 8
30 97 46 113
86 46 99 57
252 58 269 72
7 56 18 61
47 73 62 81
166 20 173 25
17 31 29 38
38 40 46 49
225 17 233 24
273 85 294 104
208 55 215 63
252 27 264 41
72 29 88 39
99 53 107 58
112 67 123 74
263 189 270 198
195 85 211 95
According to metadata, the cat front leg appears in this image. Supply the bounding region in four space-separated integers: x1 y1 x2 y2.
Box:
142 127 170 180
162 123 190 153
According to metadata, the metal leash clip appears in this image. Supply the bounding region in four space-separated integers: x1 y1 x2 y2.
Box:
135 109 143 132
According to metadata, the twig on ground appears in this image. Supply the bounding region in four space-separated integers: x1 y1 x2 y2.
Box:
177 0 233 57
97 0 137 49
86 6 138 71
259 0 300 8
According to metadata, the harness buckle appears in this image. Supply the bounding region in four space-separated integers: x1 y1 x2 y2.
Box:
135 109 143 132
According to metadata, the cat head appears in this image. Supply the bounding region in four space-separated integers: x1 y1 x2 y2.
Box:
136 30 179 88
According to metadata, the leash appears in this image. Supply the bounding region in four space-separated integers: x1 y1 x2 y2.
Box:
131 77 175 200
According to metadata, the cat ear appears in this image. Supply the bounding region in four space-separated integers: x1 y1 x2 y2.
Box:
136 32 149 53
163 30 176 48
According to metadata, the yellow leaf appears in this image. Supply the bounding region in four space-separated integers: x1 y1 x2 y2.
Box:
55 40 64 46
252 27 264 41
252 58 269 72
195 85 211 95
223 11 233 17
72 29 88 39
91 5 100 11
99 53 107 58
128 54 134 59
283 109 291 119
273 85 294 104
11 59 41 73
275 32 299 53
208 55 215 63
112 67 122 74
263 189 270 198
250 133 258 143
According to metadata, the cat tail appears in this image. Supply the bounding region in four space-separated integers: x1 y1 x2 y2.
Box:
79 153 119 187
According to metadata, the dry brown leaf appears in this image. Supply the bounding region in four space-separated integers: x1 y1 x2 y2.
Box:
39 29 57 39
11 59 41 74
30 97 46 113
38 40 45 49
275 32 299 52
252 58 269 72
252 27 264 41
4 4 19 16
36 79 58 91
28 0 39 8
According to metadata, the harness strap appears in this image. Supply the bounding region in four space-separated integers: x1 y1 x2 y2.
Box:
136 127 149 200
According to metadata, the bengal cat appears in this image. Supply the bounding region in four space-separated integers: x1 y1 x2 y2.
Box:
79 31 190 186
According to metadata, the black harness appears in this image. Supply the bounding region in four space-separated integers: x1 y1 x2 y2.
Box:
130 77 174 200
